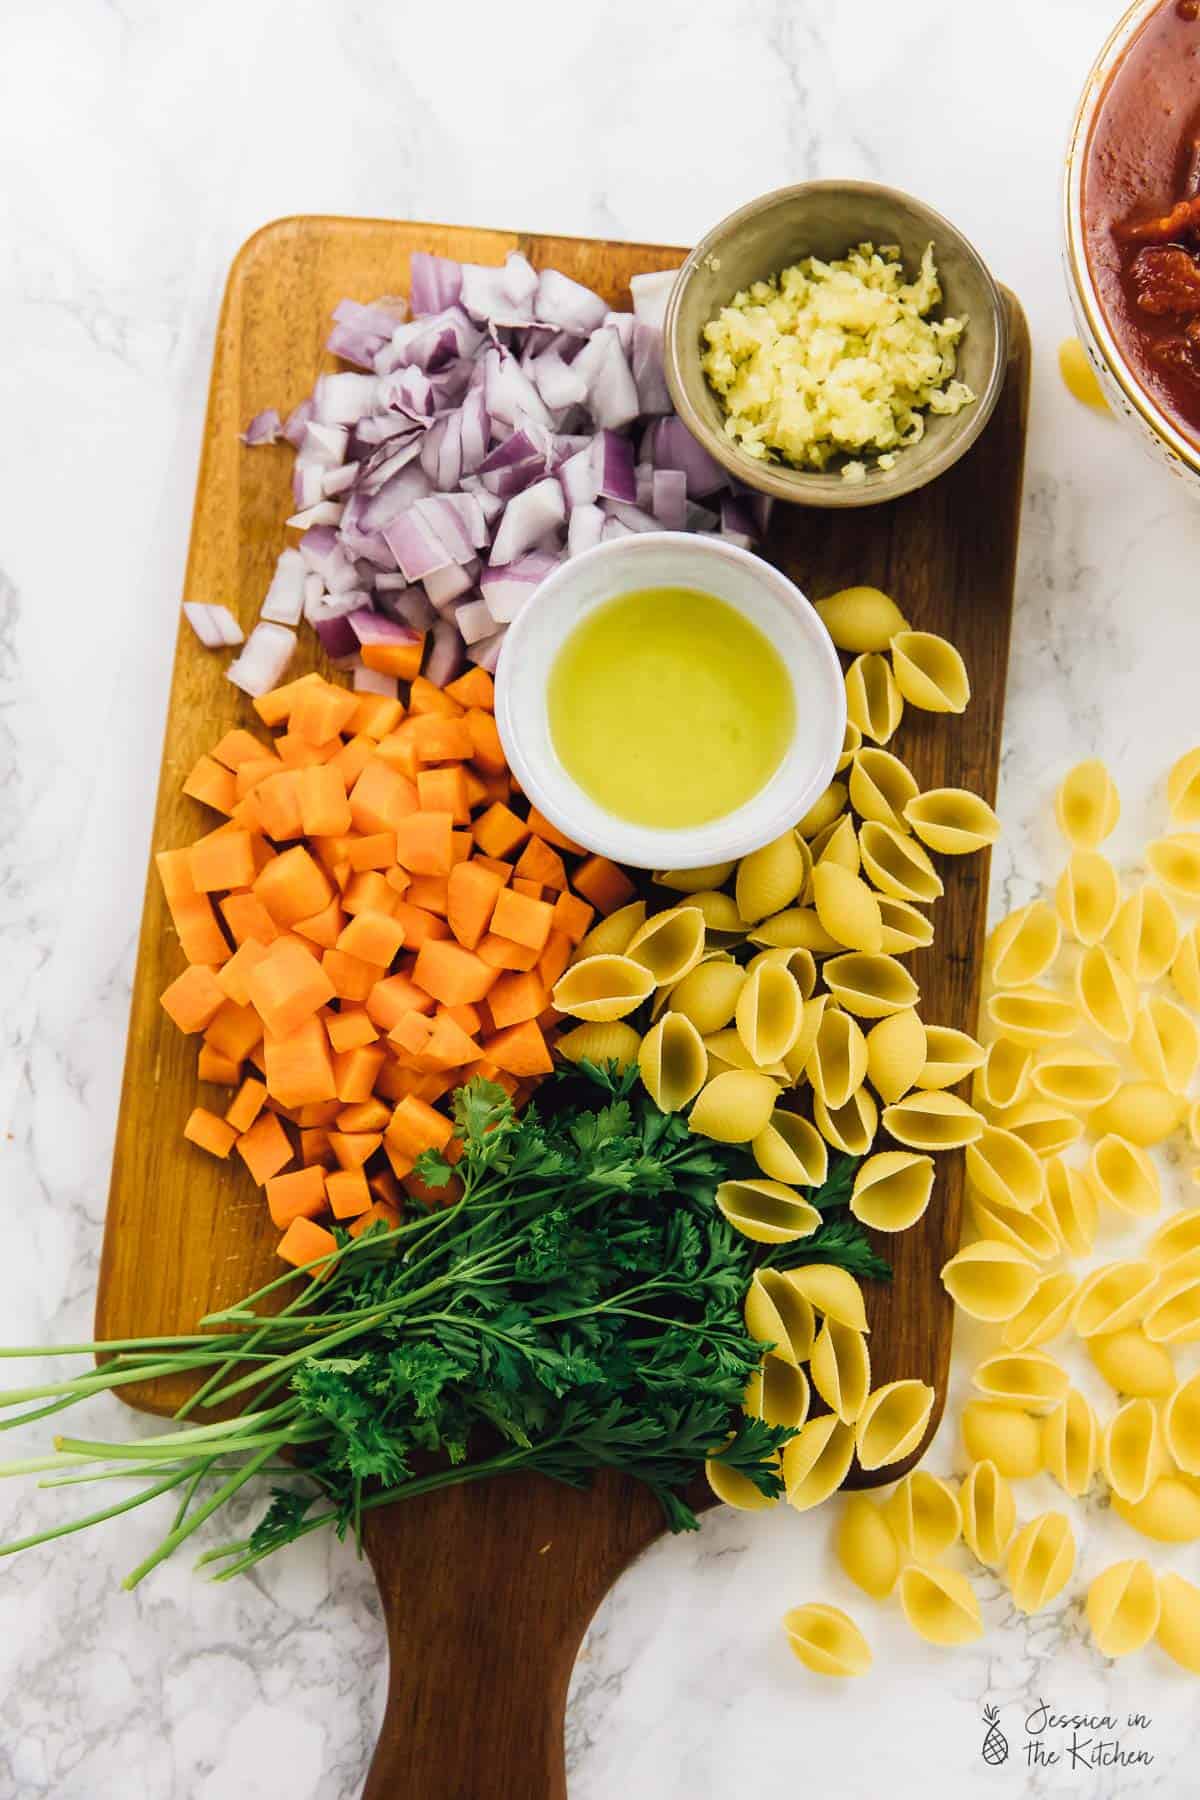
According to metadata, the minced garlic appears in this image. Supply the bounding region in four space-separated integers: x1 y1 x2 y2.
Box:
700 243 974 480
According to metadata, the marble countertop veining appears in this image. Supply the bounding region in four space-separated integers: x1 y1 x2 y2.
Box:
5 1 1200 1795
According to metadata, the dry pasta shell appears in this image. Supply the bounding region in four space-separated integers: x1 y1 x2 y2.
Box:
744 1268 816 1366
1173 926 1200 1009
1088 1328 1174 1399
973 1351 1069 1415
1157 1572 1200 1671
941 1240 1040 1322
815 584 909 651
813 1084 879 1156
667 959 747 1035
890 630 970 714
1041 1388 1099 1497
575 900 647 959
858 820 943 904
1055 759 1120 849
782 1413 856 1511
1056 849 1120 945
985 985 1078 1047
885 1089 985 1150
637 1013 707 1113
961 1400 1044 1479
966 1125 1046 1214
850 1151 935 1232
811 863 884 954
689 1070 779 1144
1074 944 1137 1043
898 1564 982 1646
796 779 848 842
744 1352 810 1429
960 1459 1016 1564
810 1318 871 1423
810 813 860 874
991 1100 1084 1158
788 1264 870 1332
884 1470 961 1562
1086 1560 1160 1658
968 1192 1061 1263
975 1038 1034 1112
704 1454 777 1512
686 889 748 944
654 861 737 894
1089 1083 1186 1149
877 896 935 954
781 1603 872 1678
823 952 919 1019
836 719 863 773
781 995 828 1083
855 1378 934 1471
1113 1479 1200 1545
1002 1272 1079 1351
1132 996 1198 1094
1109 885 1180 986
1102 1397 1163 1503
989 902 1062 988
624 906 706 987
807 1006 868 1110
1072 1261 1157 1338
848 748 919 833
1088 1134 1160 1219
917 1026 986 1090
1006 1511 1075 1615
1144 1273 1200 1345
552 954 655 1022
752 1108 828 1186
749 907 840 954
1044 1158 1097 1257
1151 1208 1200 1267
735 829 810 922
1147 832 1200 900
747 945 817 998
702 1028 785 1080
1165 1371 1200 1475
904 788 999 855
715 1177 820 1245
835 1492 901 1598
735 963 804 1066
1030 1048 1121 1110
555 1021 643 1072
865 1010 927 1105
1168 747 1200 823
844 652 904 745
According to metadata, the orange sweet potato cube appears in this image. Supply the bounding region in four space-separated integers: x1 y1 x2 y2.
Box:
245 937 336 1038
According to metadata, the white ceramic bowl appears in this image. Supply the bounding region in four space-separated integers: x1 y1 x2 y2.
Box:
494 533 846 871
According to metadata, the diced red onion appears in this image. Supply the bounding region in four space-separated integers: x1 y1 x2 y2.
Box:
327 322 390 371
592 429 637 502
382 509 454 581
282 398 313 448
302 422 350 467
361 463 433 530
426 617 465 687
413 494 476 565
241 408 281 446
287 501 344 528
314 372 379 425
605 500 660 534
502 252 540 309
260 548 306 626
335 297 408 336
530 347 589 412
567 503 605 557
294 463 327 509
461 478 505 529
322 462 360 499
602 311 636 354
629 268 680 332
534 269 608 334
303 571 326 616
484 347 553 429
480 549 560 624
558 444 599 508
409 252 462 317
720 493 757 547
644 416 729 497
422 561 475 609
489 478 565 566
455 596 498 645
347 610 422 652
309 588 370 624
352 662 399 696
631 322 672 416
183 603 244 649
468 626 507 672
378 585 436 631
571 329 640 430
314 613 361 663
651 468 688 530
227 622 295 696
685 499 720 532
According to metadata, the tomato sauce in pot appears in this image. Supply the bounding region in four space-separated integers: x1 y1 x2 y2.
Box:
1084 0 1200 442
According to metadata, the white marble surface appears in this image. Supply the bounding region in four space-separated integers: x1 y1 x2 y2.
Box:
5 1 1200 1795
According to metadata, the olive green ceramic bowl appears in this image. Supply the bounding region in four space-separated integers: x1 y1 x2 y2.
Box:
663 181 1008 509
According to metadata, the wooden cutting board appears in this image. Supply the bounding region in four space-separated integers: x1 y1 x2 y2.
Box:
97 216 1030 1800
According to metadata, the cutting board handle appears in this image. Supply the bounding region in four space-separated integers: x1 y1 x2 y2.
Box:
361 1470 663 1800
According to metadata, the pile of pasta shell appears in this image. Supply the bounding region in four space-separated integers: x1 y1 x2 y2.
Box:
786 747 1200 1680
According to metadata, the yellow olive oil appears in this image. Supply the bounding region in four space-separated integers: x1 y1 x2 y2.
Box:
547 586 794 829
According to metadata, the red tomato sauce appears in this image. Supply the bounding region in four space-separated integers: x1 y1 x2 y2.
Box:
1084 0 1200 441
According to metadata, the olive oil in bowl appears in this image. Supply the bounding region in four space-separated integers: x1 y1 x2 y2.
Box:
547 586 795 829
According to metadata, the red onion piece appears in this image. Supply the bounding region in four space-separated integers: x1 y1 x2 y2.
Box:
183 603 244 649
227 622 295 696
426 617 465 687
567 503 605 558
456 596 498 646
347 610 422 652
489 479 565 567
534 269 608 334
241 408 281 446
629 269 680 332
409 253 462 317
352 662 399 696
260 548 306 626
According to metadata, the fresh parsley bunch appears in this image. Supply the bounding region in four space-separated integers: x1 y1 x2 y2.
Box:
0 1064 887 1586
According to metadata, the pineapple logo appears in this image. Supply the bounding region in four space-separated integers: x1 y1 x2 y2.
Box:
980 1705 1009 1766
